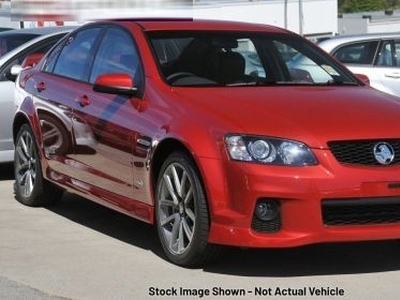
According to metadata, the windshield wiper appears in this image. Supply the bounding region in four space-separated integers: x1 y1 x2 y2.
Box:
324 79 359 86
226 80 279 87
225 80 359 87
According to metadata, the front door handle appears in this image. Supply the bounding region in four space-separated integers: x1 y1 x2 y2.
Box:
385 72 400 79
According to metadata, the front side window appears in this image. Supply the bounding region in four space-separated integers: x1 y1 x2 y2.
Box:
89 27 142 87
148 31 357 87
332 41 379 65
45 28 101 81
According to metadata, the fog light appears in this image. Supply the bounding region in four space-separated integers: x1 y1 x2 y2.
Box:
255 200 279 221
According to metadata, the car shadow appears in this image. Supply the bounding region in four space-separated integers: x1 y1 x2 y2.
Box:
48 192 400 276
48 192 163 256
205 240 400 276
0 162 14 180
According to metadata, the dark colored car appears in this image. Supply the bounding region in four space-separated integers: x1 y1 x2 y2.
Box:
13 19 400 267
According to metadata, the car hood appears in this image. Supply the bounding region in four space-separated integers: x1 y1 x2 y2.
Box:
172 85 400 148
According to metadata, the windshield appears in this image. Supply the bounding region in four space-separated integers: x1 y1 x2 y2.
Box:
148 31 358 87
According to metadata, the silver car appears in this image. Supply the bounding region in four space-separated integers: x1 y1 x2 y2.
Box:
0 27 74 163
318 32 400 97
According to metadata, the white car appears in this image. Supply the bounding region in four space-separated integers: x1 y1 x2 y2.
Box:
318 32 400 97
0 27 74 163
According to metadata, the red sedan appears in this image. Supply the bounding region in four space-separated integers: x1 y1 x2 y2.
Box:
13 19 400 267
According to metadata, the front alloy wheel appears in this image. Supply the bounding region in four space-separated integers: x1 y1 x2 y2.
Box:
155 152 220 267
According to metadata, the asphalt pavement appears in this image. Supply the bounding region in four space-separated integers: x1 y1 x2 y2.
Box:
2 161 400 300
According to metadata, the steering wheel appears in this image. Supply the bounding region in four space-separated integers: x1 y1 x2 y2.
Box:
166 72 195 84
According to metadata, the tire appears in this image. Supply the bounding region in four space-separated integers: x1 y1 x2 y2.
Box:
14 124 63 207
155 151 222 267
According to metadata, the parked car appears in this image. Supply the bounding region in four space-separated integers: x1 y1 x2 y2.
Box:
0 27 69 57
13 19 400 267
0 26 75 163
318 32 400 97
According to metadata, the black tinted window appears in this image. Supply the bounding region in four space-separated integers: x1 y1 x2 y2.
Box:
149 32 355 86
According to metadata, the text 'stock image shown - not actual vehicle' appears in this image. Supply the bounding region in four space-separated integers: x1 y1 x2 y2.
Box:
12 19 400 267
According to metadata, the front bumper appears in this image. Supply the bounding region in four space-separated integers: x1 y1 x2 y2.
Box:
201 149 400 247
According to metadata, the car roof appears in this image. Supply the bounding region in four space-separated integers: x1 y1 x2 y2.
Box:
0 26 76 37
106 18 290 34
0 28 13 32
318 32 400 52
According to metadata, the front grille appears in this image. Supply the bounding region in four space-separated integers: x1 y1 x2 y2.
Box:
328 139 400 166
322 197 400 226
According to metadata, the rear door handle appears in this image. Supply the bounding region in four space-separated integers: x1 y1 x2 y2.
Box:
35 81 46 92
77 95 90 107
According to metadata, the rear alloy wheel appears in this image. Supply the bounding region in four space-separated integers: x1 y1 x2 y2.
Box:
155 152 221 267
14 124 63 207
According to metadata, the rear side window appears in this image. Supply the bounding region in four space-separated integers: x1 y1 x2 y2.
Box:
332 41 378 65
44 28 101 81
376 39 400 67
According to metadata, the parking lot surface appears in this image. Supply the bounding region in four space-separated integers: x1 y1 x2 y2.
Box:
2 162 400 300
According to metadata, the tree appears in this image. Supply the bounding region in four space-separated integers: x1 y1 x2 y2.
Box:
384 0 400 9
339 0 386 13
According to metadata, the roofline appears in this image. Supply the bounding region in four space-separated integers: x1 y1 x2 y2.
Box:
326 31 400 40
100 18 291 34
0 26 78 36
106 17 194 22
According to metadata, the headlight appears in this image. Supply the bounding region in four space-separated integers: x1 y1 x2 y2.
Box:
225 135 318 166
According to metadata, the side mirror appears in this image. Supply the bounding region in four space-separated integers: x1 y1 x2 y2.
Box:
21 53 45 68
6 53 45 82
355 73 370 85
93 73 137 96
6 64 23 81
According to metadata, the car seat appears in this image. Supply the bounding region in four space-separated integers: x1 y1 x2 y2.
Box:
209 50 245 84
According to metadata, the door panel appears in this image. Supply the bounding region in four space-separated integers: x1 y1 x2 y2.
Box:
60 26 143 203
27 71 76 181
373 39 400 96
70 89 136 200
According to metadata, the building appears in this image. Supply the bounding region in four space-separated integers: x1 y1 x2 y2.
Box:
193 0 338 39
7 0 339 38
339 10 400 35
